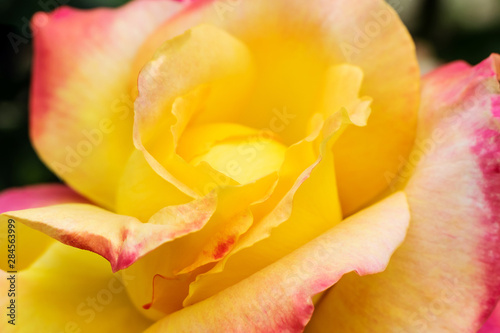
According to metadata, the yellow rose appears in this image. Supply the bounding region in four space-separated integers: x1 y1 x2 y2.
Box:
1 0 500 332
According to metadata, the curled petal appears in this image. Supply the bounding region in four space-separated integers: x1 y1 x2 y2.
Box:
134 23 254 197
0 184 88 271
307 54 500 332
141 0 420 214
184 69 371 306
145 192 410 333
2 195 217 272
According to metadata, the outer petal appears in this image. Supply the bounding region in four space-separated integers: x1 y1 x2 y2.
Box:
2 195 216 272
30 0 186 208
480 302 500 332
0 243 151 332
0 184 148 332
0 184 88 271
307 54 500 332
145 192 410 333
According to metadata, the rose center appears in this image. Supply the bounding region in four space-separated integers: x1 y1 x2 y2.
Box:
177 123 287 185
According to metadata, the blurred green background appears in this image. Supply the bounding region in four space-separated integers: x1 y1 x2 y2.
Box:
0 0 499 191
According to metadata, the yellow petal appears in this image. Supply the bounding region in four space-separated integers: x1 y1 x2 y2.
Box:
144 193 410 332
141 0 420 214
190 129 287 185
134 24 254 198
115 150 192 222
125 26 283 317
0 243 150 332
31 1 186 208
318 64 372 127
2 196 216 272
122 176 278 320
331 1 420 215
184 108 358 305
177 123 261 162
0 184 89 271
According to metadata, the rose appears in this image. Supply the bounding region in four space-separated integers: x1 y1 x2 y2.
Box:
0 0 499 332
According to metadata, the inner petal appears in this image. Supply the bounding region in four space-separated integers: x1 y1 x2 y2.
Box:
191 37 329 146
188 125 288 185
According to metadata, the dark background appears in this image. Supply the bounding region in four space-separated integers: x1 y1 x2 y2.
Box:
0 0 499 191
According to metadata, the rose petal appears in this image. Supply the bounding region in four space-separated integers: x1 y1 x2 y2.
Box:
134 23 254 197
306 54 500 332
124 25 275 316
0 243 150 332
2 195 217 272
121 175 277 320
30 1 185 208
116 150 192 222
144 192 409 332
123 108 360 319
0 184 88 271
183 67 371 306
479 301 500 332
184 133 341 305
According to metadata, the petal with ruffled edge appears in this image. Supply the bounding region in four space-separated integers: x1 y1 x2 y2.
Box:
2 194 217 273
125 24 277 318
0 184 89 271
138 0 420 215
0 184 149 332
121 176 278 320
306 54 500 332
30 0 186 209
181 63 371 307
144 192 409 332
